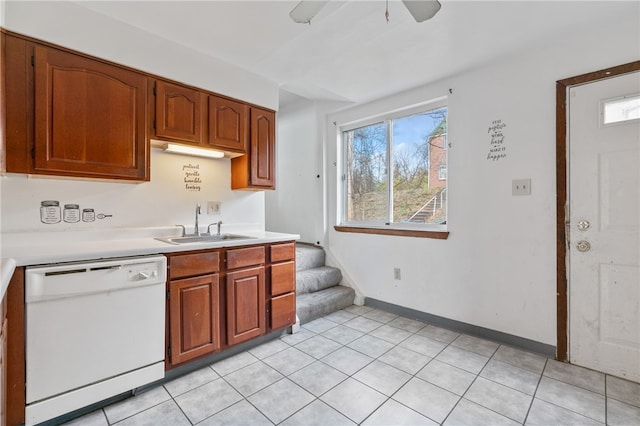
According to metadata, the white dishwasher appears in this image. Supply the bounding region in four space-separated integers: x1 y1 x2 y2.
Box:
25 255 167 425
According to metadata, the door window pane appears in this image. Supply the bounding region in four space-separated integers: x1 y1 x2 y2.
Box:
603 95 640 124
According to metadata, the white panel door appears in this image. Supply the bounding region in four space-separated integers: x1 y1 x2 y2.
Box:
569 71 640 382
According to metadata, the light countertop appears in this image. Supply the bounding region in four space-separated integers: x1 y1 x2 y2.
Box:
1 226 299 300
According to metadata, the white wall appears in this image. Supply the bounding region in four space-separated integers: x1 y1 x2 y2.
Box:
317 16 638 346
266 99 349 245
0 150 264 233
266 99 320 244
2 1 278 109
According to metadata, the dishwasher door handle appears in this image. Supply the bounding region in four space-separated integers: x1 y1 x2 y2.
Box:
90 265 123 271
44 268 88 277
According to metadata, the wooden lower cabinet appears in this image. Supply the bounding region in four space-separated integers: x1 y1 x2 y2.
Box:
269 242 296 331
226 266 266 345
165 241 294 370
5 267 25 426
168 274 221 366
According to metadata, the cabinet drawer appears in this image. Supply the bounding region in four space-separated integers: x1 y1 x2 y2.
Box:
169 251 220 279
270 242 295 262
271 261 295 296
226 246 265 270
271 293 296 330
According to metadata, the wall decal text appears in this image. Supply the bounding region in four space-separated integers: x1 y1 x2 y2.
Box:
487 119 507 162
183 163 202 191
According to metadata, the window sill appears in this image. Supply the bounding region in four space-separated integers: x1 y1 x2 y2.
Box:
334 226 449 240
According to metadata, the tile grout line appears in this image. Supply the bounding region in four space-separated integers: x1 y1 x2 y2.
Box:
604 374 608 425
521 355 549 425
164 382 195 425
439 343 499 425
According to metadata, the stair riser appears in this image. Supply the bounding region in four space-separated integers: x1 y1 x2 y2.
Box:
296 246 326 271
296 267 342 295
297 286 356 325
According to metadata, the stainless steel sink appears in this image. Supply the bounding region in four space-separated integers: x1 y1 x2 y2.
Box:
155 234 255 245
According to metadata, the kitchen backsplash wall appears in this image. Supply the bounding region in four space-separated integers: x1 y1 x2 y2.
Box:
0 149 265 233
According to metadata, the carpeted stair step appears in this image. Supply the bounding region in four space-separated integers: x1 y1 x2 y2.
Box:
296 244 325 271
297 286 356 325
296 266 343 295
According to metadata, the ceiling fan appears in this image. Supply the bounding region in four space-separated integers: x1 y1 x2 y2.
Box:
290 0 442 24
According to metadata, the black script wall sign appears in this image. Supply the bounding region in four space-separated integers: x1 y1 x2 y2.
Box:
487 119 507 162
183 163 202 191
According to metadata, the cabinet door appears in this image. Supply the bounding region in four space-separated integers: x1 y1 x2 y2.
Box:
231 107 275 190
226 266 266 345
34 45 149 180
169 274 221 365
154 80 204 144
250 107 276 188
208 95 248 153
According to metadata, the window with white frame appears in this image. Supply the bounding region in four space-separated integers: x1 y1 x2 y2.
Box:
438 165 447 180
341 101 448 229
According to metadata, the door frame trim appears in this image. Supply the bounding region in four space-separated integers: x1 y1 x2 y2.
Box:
555 60 640 361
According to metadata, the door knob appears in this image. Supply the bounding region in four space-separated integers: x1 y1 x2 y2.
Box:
577 220 591 231
576 240 591 252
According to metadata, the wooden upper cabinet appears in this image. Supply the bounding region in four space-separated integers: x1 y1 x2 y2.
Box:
231 107 276 190
33 45 149 180
207 95 248 153
250 107 276 188
153 80 204 144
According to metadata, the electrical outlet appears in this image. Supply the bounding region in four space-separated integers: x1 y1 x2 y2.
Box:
512 178 532 196
394 268 401 280
207 201 221 214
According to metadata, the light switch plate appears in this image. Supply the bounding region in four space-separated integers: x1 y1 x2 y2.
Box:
512 179 531 196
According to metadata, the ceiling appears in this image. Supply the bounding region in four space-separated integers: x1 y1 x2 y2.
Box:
73 1 638 108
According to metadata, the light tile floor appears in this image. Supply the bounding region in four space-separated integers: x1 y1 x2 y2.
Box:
63 305 640 425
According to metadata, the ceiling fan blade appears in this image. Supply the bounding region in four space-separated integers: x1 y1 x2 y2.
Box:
402 0 441 22
290 0 330 24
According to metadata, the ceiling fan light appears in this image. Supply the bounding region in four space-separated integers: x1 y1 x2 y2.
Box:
289 0 329 24
402 0 441 23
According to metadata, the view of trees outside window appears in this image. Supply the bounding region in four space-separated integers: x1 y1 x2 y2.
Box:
344 107 447 225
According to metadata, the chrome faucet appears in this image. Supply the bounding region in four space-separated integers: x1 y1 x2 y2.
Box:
207 220 223 236
194 204 201 236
